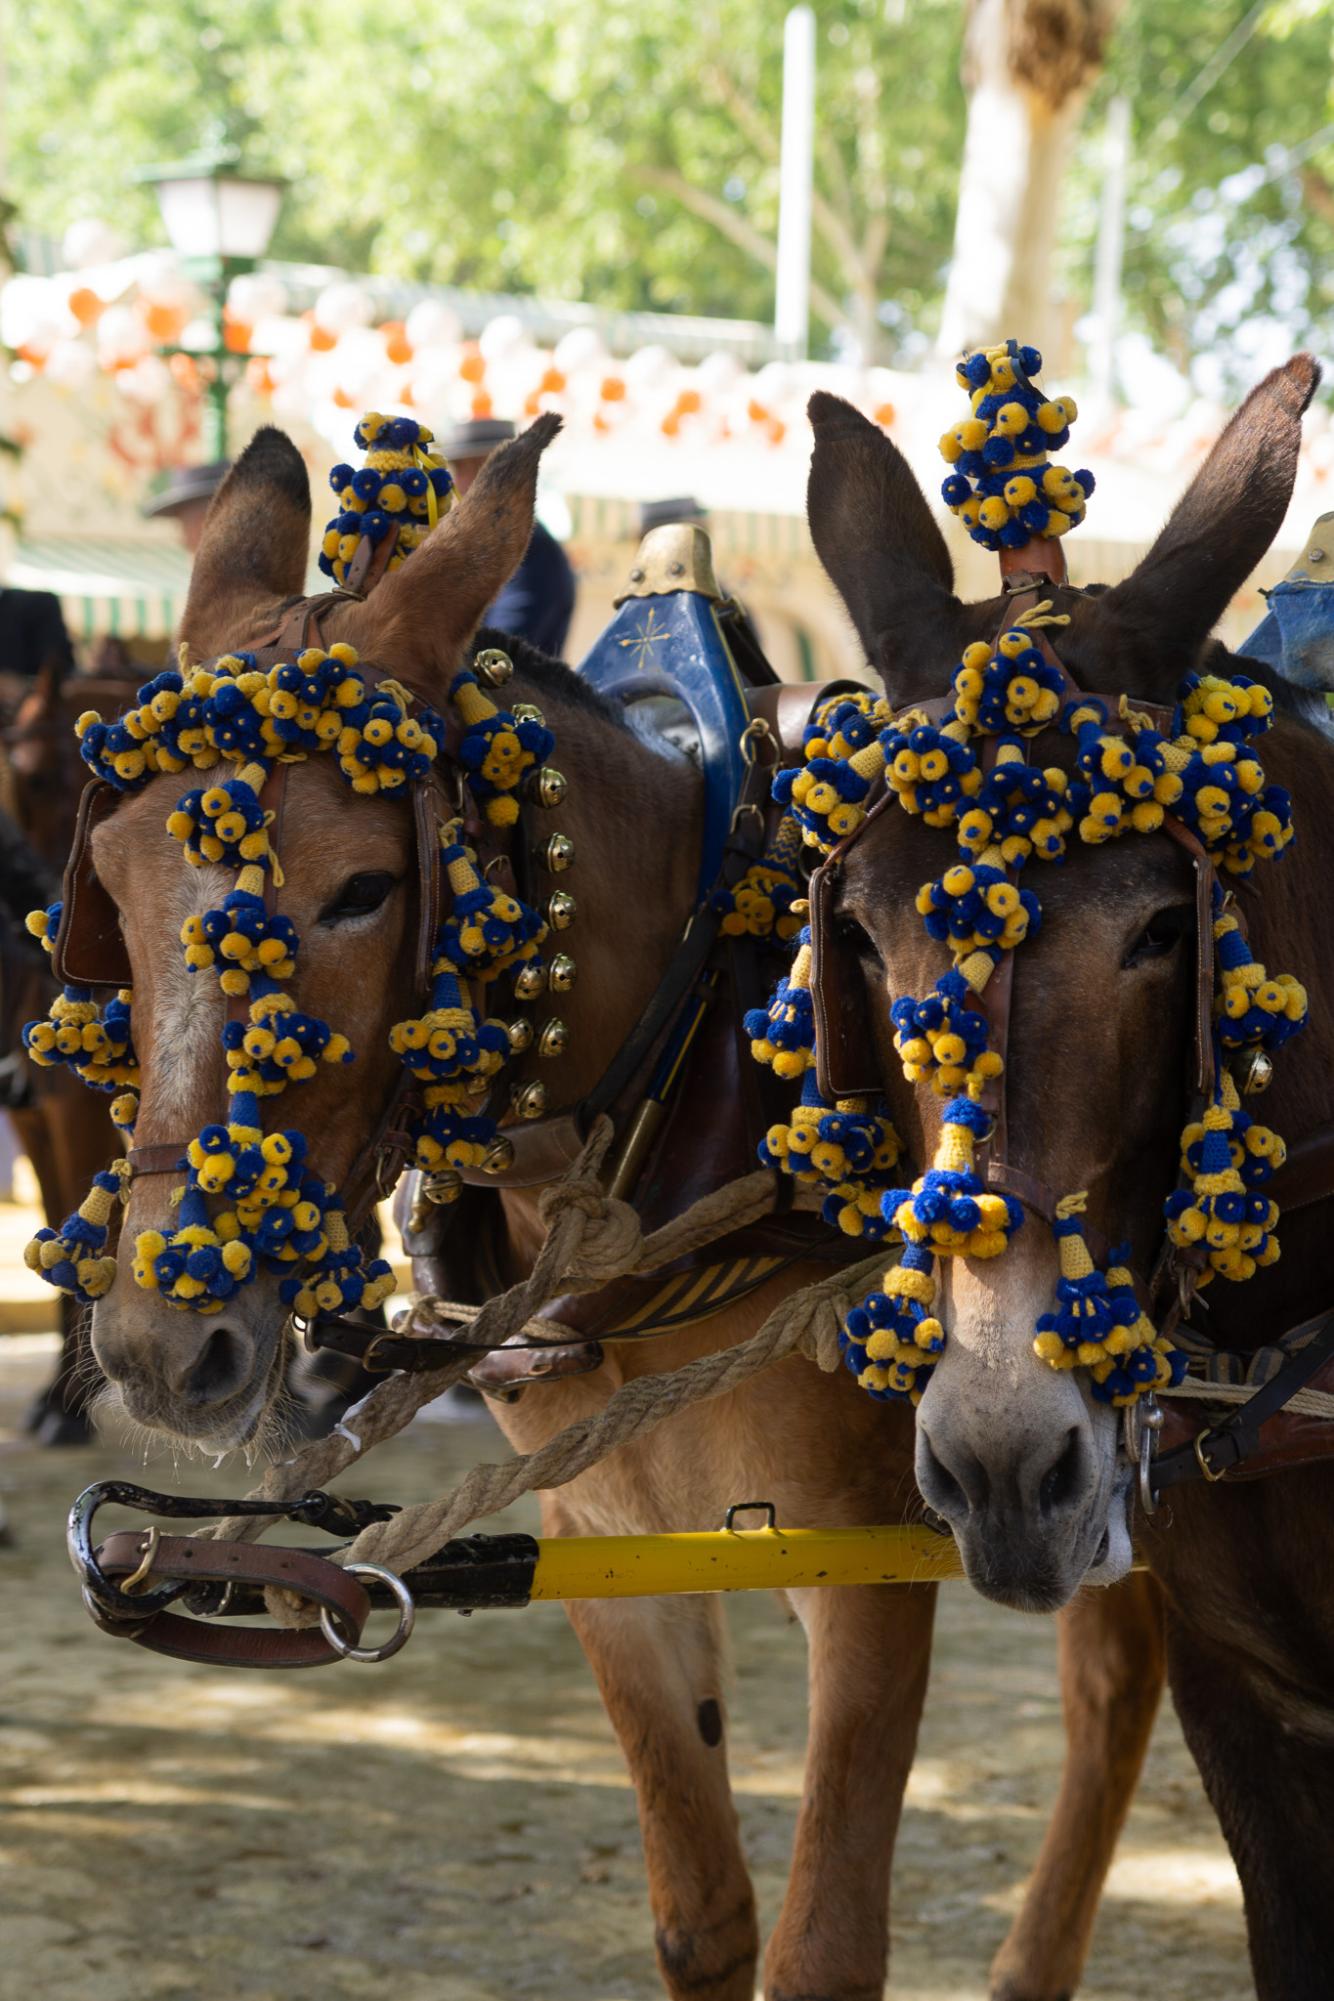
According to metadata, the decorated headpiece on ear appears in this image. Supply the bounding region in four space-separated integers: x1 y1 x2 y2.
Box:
939 340 1094 552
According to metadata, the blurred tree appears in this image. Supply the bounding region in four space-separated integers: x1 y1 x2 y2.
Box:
5 0 1332 384
936 0 1122 359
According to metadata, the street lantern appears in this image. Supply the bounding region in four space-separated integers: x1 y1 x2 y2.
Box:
137 147 286 459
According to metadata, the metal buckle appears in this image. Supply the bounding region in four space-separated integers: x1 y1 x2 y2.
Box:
318 1561 416 1663
1193 1426 1229 1484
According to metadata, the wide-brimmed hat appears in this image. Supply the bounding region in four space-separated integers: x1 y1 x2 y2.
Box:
437 417 518 461
142 461 232 518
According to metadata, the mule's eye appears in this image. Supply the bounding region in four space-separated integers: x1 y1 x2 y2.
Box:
319 872 399 924
1122 903 1191 968
834 912 879 960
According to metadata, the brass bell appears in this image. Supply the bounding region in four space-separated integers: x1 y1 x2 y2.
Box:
514 962 547 1000
539 1018 569 1058
539 832 575 873
546 890 576 930
512 702 546 726
474 648 514 688
1236 1048 1274 1094
507 1017 534 1054
511 1079 547 1120
482 1135 515 1175
425 1169 463 1205
549 952 577 994
528 766 567 808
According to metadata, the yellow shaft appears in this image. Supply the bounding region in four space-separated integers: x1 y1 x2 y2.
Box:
529 1524 964 1600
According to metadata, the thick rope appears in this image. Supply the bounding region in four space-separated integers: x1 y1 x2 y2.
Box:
214 1123 821 1555
1159 1377 1334 1421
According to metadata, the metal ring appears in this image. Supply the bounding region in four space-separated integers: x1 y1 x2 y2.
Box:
1126 1394 1163 1517
737 718 774 767
724 1500 777 1532
318 1562 416 1663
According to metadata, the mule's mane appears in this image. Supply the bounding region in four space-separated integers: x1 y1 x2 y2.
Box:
472 626 627 732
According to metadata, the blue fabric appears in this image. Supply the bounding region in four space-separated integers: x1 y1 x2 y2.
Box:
1240 581 1334 690
486 521 576 659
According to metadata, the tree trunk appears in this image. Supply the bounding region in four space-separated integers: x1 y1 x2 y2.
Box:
937 0 1121 362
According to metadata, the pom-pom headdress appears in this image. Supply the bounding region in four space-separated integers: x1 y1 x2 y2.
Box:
939 340 1094 552
320 413 455 586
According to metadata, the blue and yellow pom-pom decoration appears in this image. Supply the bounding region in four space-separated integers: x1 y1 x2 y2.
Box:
320 412 455 586
940 341 1094 552
739 358 1305 1409
21 449 567 1318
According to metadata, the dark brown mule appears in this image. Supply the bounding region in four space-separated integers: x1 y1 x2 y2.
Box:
807 355 1334 1998
5 665 142 1439
85 419 1163 2000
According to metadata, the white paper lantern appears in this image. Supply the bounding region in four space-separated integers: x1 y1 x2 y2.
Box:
625 344 675 391
116 352 174 406
552 326 604 374
313 281 374 336
334 326 389 399
62 218 125 270
135 251 193 310
96 304 152 366
43 338 99 390
405 298 462 351
695 350 742 396
479 313 527 363
229 271 290 324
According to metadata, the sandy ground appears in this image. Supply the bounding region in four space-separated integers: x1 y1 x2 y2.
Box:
1 1302 1250 1999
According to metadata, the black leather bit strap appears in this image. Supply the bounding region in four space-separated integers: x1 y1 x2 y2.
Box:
1152 1308 1334 1492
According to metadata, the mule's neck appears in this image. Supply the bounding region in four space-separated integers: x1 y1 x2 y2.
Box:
501 663 704 1113
1209 711 1334 1347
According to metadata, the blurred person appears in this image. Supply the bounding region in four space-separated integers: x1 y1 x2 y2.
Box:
0 582 74 709
142 459 231 556
440 417 576 656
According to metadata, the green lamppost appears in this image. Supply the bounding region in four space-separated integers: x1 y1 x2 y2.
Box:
136 147 286 461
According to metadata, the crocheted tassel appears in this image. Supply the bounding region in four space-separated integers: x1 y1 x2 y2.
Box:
915 860 1039 956
711 815 805 941
950 628 1064 735
1086 1249 1187 1406
25 1163 127 1304
884 1097 1021 1258
757 1072 900 1239
938 341 1093 551
745 933 816 1079
1214 911 1307 1056
890 969 1004 1100
23 985 138 1094
320 413 455 584
451 669 554 827
1032 1192 1140 1371
1165 1071 1281 1282
774 737 887 853
881 720 980 825
839 1244 945 1403
435 826 548 979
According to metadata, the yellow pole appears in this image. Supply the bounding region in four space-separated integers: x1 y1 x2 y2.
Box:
528 1523 964 1601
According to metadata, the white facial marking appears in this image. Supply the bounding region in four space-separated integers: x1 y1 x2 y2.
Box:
147 863 229 1123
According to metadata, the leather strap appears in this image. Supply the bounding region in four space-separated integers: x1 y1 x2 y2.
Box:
94 1531 371 1668
1152 1308 1334 1491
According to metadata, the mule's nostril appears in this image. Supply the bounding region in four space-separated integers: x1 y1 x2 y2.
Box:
917 1429 979 1520
176 1325 253 1407
1038 1426 1084 1517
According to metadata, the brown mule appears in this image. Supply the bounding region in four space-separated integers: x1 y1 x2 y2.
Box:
77 416 1165 1999
806 354 1334 1998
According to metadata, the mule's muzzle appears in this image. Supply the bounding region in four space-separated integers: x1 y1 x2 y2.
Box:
91 1297 281 1448
915 1404 1118 1613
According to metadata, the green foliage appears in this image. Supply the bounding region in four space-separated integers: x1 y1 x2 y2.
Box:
6 0 1332 381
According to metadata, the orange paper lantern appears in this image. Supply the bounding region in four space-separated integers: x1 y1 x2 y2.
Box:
600 375 626 402
747 398 769 425
675 387 702 416
459 348 486 384
381 320 413 365
873 401 896 429
142 300 186 343
308 321 337 353
245 356 274 397
68 287 103 328
539 366 566 395
222 314 252 355
470 390 494 418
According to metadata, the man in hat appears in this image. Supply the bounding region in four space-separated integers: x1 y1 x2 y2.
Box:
441 417 576 657
143 459 231 556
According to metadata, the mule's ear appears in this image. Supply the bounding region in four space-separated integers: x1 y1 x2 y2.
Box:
807 392 968 698
1093 355 1321 692
179 427 312 655
343 414 562 677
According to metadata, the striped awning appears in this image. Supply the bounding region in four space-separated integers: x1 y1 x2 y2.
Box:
7 536 193 642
